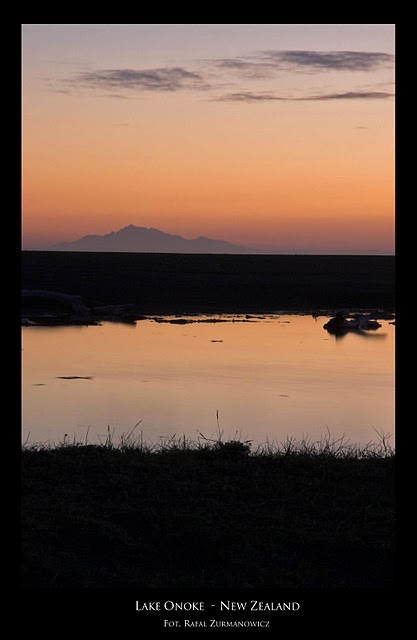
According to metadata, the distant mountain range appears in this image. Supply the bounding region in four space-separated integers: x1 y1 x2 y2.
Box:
48 225 255 254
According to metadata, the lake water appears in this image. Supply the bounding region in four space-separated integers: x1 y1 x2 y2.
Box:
22 315 395 448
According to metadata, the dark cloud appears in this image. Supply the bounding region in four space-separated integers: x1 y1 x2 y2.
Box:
70 67 209 92
206 50 394 81
259 50 394 72
215 90 394 102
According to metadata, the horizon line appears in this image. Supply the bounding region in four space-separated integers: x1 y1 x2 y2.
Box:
21 248 395 257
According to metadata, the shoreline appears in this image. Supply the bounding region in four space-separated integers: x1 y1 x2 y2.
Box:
21 308 396 327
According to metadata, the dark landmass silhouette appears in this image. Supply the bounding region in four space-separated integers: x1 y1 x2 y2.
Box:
22 252 395 314
49 225 254 254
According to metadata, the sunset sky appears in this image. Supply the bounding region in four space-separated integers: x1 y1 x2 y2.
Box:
22 24 395 253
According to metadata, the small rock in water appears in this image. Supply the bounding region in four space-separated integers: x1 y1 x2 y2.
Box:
324 312 382 335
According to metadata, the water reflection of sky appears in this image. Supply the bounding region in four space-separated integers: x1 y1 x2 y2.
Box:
22 315 395 447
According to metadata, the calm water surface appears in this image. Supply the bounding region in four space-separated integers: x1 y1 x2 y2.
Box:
22 315 395 447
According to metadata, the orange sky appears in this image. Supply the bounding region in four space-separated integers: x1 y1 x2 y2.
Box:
22 24 395 253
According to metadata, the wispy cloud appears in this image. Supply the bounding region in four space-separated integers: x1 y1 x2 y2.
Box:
301 90 394 101
68 66 209 92
58 50 394 101
215 90 394 102
209 58 277 79
215 91 285 102
103 93 129 100
206 50 394 83
259 50 394 72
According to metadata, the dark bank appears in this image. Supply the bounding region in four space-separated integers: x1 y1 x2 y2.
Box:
21 252 395 314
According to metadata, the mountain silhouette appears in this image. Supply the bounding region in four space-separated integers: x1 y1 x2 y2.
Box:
48 225 254 254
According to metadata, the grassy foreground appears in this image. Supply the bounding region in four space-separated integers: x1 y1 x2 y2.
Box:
22 435 395 589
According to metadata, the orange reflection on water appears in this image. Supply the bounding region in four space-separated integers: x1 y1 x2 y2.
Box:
22 315 395 447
